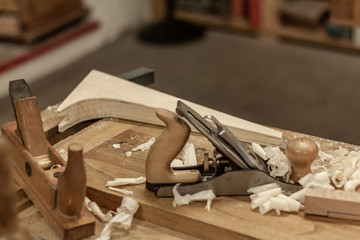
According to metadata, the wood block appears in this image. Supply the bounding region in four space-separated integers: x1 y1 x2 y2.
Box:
305 188 360 220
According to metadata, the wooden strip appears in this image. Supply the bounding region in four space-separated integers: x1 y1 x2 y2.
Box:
56 70 283 145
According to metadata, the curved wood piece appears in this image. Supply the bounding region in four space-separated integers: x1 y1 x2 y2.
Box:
285 138 319 182
57 143 87 217
54 69 282 145
146 108 201 184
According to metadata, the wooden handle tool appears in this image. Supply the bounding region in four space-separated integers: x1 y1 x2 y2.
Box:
146 108 201 185
2 80 95 240
285 138 318 182
57 143 87 217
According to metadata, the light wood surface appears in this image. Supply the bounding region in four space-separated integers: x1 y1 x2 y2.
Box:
305 188 360 221
28 116 359 240
55 70 283 146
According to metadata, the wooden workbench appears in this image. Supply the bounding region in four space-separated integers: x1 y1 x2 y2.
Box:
16 117 360 240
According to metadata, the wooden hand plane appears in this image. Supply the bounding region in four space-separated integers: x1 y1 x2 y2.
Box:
146 101 302 197
1 80 95 240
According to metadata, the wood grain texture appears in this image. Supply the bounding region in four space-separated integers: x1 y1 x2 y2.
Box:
305 188 360 220
14 97 49 157
50 118 360 240
55 69 282 145
146 109 201 184
17 204 202 240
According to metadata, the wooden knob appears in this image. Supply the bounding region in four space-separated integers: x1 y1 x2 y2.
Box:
285 138 318 182
57 143 87 217
145 108 201 184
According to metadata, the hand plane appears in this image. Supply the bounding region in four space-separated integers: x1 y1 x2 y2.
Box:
146 101 302 197
1 80 95 240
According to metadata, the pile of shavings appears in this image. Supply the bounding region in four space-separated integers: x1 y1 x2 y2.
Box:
249 142 360 216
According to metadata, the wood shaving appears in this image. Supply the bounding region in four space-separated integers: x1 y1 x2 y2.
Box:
182 143 197 166
251 142 268 160
112 143 121 149
250 185 303 215
171 159 184 167
106 176 146 187
263 146 292 182
108 187 134 195
85 197 113 222
131 137 155 152
170 143 198 167
172 183 216 211
97 197 139 240
58 149 68 161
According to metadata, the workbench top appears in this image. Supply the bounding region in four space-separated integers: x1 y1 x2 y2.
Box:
17 118 360 240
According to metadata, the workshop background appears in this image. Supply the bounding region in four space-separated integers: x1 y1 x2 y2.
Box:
0 0 359 145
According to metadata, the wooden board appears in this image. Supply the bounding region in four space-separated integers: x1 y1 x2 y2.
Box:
18 204 201 240
33 117 360 240
55 70 283 146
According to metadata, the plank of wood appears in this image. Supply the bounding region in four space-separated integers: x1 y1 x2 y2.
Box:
305 188 360 220
56 69 283 145
52 119 360 240
18 204 202 240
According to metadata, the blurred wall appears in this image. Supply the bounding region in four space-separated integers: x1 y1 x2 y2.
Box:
0 0 153 98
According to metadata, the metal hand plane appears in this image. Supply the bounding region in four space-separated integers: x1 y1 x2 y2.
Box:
146 101 302 197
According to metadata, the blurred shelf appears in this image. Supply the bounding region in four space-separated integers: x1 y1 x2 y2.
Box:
171 1 360 53
276 24 359 52
174 10 256 34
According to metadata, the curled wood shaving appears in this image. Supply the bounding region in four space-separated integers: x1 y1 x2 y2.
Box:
172 183 216 211
97 197 139 240
263 146 292 182
251 142 268 160
131 137 155 152
249 185 303 215
106 176 146 187
108 187 134 195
